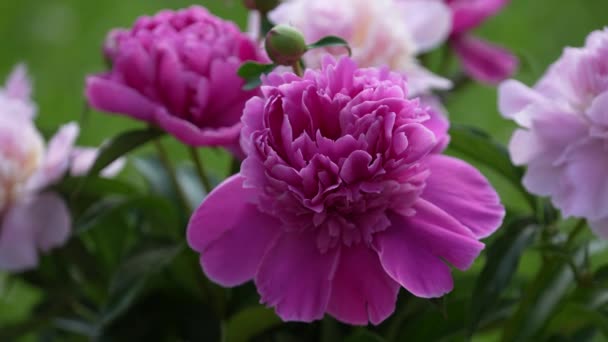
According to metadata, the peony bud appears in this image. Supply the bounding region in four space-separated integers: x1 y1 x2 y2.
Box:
243 0 280 14
264 25 307 66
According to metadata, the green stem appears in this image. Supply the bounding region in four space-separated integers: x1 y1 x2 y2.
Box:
153 140 191 211
188 147 212 193
292 61 303 77
566 219 587 247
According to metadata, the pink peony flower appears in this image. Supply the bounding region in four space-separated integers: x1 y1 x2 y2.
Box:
0 66 122 272
445 0 518 84
188 57 504 324
86 6 266 155
499 28 608 239
257 0 453 95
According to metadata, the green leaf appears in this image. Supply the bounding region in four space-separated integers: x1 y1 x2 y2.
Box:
344 330 386 342
55 176 138 198
501 240 608 341
75 195 180 236
88 128 164 176
224 305 282 342
308 36 352 56
448 124 535 209
100 243 184 327
469 218 537 335
133 155 206 211
238 61 276 90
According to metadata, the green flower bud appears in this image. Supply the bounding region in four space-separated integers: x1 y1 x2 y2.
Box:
265 25 308 66
243 0 280 14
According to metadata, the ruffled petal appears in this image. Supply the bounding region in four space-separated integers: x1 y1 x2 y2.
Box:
422 155 504 238
375 201 484 298
255 231 340 322
498 79 544 120
327 244 399 325
553 139 608 220
187 175 280 286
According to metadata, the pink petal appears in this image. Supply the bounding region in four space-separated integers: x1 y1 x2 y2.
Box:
449 0 510 35
375 201 484 298
27 123 79 191
255 231 340 322
452 35 518 85
498 79 544 121
4 64 32 100
586 91 608 126
419 95 450 153
327 244 399 325
154 107 242 147
187 175 281 286
398 0 452 53
554 139 608 220
85 76 157 121
0 192 71 272
422 155 505 238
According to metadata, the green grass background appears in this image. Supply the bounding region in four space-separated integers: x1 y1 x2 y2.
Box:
0 0 606 339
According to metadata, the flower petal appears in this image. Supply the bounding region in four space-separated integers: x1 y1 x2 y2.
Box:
27 123 79 191
255 231 340 322
452 35 517 85
69 147 126 178
498 79 544 120
0 192 71 272
187 175 281 287
86 76 157 121
554 138 608 220
4 63 32 101
422 155 505 238
327 244 399 325
154 107 242 147
399 0 452 53
449 0 510 35
375 201 484 298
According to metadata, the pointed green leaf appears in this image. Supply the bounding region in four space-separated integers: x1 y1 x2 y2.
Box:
224 305 282 342
501 240 608 341
88 128 163 176
448 124 535 209
100 243 184 327
238 61 276 90
469 217 537 335
308 36 352 56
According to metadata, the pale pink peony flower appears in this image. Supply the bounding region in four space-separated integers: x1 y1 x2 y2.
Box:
188 57 504 324
86 6 266 155
0 66 122 272
445 0 518 84
500 28 608 239
256 0 453 95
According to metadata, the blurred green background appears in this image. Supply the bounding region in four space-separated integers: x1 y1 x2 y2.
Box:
0 0 606 339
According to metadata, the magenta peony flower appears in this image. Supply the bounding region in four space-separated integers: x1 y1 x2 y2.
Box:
188 57 504 324
499 28 608 239
0 66 122 271
445 0 517 84
255 0 453 95
86 6 266 154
